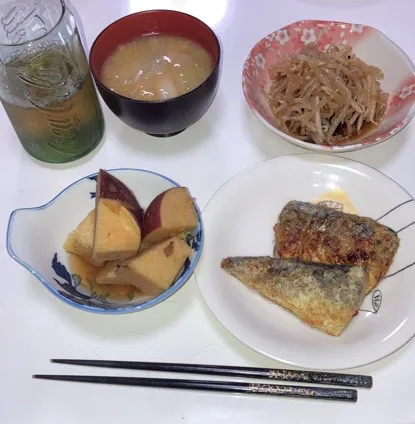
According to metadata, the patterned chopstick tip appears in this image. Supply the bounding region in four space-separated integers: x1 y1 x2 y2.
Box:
266 369 372 388
249 383 316 396
248 383 357 401
267 370 309 381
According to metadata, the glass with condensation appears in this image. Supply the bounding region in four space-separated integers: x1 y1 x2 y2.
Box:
0 0 104 163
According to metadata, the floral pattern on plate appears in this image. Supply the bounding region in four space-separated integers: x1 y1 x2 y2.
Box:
243 20 415 152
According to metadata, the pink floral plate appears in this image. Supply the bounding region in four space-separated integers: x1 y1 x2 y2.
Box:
242 20 415 152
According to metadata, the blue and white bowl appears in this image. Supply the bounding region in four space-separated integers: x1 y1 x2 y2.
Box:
6 169 203 314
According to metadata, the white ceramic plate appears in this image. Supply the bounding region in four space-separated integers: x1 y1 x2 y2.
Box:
195 154 415 370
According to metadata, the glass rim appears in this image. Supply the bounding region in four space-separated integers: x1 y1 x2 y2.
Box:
0 0 66 47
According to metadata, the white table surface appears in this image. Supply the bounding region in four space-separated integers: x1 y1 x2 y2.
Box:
1 0 415 422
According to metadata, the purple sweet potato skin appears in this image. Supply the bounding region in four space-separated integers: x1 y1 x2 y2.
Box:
96 169 144 224
141 191 164 239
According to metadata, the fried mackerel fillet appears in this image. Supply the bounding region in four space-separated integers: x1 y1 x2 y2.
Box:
221 256 368 336
274 201 399 293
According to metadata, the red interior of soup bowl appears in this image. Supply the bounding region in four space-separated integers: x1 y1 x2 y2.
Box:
90 10 220 89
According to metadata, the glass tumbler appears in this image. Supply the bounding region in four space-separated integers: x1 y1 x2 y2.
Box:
0 0 104 163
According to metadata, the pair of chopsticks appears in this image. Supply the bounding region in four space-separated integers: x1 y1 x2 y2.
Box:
33 359 373 402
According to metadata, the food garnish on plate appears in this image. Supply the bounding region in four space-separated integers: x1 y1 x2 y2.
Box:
64 169 198 299
265 45 388 146
221 257 367 336
311 187 358 214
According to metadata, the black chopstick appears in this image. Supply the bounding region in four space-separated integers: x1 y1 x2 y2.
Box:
33 374 357 402
51 359 372 388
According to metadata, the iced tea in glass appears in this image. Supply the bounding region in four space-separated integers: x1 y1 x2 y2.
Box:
0 0 104 163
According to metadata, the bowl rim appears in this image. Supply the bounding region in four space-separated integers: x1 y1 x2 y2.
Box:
89 9 221 105
242 19 415 152
6 168 204 315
